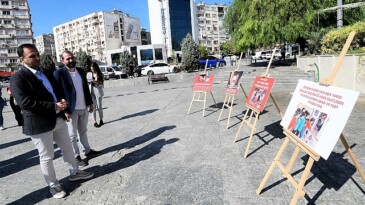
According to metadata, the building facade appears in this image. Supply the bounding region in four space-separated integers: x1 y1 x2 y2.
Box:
34 33 55 56
196 2 230 55
0 0 33 71
53 10 141 62
147 0 198 59
141 28 151 45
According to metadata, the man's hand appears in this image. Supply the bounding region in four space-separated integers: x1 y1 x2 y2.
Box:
88 105 94 113
55 99 68 111
65 113 71 122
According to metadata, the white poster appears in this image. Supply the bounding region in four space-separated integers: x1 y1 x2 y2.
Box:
281 80 359 160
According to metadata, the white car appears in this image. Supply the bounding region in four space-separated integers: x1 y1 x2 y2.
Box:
141 63 178 76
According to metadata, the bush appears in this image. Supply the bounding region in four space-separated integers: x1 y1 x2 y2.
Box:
321 22 365 54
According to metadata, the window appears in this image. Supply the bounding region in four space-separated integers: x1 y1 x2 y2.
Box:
154 48 163 60
2 10 10 15
1 1 9 6
140 49 153 61
4 20 11 24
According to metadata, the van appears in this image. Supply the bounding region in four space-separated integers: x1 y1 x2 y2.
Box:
99 66 117 80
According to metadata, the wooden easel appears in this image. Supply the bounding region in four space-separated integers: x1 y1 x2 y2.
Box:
256 31 365 205
218 53 248 128
187 90 217 117
234 49 283 158
187 60 218 117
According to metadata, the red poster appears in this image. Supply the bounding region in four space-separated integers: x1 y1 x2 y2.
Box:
246 76 275 111
225 71 244 95
192 74 215 92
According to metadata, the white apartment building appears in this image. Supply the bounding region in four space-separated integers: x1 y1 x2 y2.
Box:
196 2 230 55
34 33 55 56
0 0 33 71
147 0 198 59
53 10 141 62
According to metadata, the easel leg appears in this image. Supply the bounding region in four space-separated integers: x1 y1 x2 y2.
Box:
240 84 248 99
290 157 314 205
203 92 207 117
234 108 249 142
226 95 235 129
269 93 283 118
284 146 301 176
256 137 290 195
340 134 365 183
210 91 217 107
187 92 196 115
243 113 258 158
218 94 228 122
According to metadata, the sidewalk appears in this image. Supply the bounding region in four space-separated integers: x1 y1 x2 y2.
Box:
0 63 364 204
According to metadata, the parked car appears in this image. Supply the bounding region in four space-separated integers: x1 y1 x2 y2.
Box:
112 66 128 79
252 51 267 60
141 63 178 76
198 56 226 68
99 65 117 80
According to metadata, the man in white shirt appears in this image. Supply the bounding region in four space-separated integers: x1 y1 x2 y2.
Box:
54 51 101 167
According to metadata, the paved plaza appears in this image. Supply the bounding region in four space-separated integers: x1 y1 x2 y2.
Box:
1 61 365 204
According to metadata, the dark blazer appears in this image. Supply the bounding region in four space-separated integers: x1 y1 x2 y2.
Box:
10 67 66 135
54 66 93 114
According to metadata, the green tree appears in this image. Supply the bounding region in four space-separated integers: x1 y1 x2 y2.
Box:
119 50 132 72
74 48 91 73
40 53 56 73
224 0 365 51
197 45 209 58
181 33 199 72
220 41 236 57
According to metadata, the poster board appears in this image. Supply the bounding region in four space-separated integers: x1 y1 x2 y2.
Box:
280 79 359 160
225 71 244 95
246 76 275 112
192 74 215 92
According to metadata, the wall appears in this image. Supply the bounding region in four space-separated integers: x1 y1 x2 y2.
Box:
297 55 365 94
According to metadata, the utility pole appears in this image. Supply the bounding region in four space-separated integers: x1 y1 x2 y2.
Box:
337 0 343 28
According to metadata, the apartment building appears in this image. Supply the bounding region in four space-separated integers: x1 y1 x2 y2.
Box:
0 0 33 71
53 10 141 62
34 33 55 56
196 2 230 55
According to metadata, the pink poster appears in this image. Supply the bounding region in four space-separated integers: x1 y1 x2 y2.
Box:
192 74 215 92
246 76 275 111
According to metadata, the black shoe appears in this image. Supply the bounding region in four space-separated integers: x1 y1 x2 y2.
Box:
75 156 87 167
94 123 99 128
85 149 102 158
99 120 104 126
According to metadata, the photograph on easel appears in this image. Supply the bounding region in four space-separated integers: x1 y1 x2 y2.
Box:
287 103 329 148
281 80 359 159
192 74 215 92
225 71 243 94
246 76 275 111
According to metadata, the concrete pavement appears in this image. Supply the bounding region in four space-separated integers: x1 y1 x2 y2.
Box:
0 61 364 204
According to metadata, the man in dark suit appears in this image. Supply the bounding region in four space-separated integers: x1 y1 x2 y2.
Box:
54 51 101 167
10 44 94 199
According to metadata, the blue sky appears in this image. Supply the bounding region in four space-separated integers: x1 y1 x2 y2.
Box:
29 0 232 37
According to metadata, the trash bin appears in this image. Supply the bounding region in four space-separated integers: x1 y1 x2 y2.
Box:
307 70 316 82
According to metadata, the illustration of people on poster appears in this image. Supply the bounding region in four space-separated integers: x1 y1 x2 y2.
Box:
281 80 359 160
225 71 243 94
192 74 215 92
246 76 275 111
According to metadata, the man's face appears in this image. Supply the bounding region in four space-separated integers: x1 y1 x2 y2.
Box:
21 47 40 69
62 52 76 68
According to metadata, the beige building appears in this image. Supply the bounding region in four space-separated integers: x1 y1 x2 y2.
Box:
34 33 55 56
196 2 230 55
53 10 141 62
0 0 33 71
